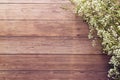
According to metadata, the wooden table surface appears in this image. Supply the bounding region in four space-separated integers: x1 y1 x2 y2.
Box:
0 0 109 80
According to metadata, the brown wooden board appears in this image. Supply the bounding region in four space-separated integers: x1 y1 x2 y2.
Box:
0 4 80 20
0 55 109 71
0 21 89 37
0 37 102 54
0 70 108 80
0 0 70 3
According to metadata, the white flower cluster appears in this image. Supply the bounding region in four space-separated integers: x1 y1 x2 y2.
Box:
71 0 120 80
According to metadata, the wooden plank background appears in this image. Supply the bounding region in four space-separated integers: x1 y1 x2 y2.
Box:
0 0 109 80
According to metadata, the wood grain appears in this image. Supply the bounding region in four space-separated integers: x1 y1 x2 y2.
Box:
0 55 109 71
0 4 80 20
0 21 89 37
0 70 108 80
0 37 102 54
0 0 70 3
0 0 109 79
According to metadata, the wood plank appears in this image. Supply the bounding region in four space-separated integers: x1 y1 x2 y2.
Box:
0 21 89 37
0 55 109 71
0 4 80 20
0 0 70 3
0 70 108 80
0 37 102 54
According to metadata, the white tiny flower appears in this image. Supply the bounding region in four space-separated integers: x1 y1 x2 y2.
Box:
118 26 120 30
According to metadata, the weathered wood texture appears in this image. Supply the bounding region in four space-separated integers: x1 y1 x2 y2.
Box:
0 0 70 3
0 37 101 54
0 55 109 71
0 0 109 80
0 4 80 20
0 71 108 80
0 21 89 37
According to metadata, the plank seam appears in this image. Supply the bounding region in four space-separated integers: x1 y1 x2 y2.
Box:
0 19 82 21
0 54 106 55
0 3 70 4
0 36 90 38
0 70 108 72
